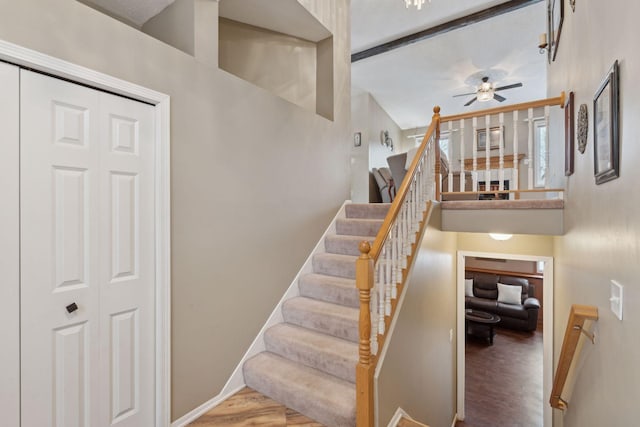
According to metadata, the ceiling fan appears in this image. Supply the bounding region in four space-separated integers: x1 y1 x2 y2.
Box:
453 77 523 107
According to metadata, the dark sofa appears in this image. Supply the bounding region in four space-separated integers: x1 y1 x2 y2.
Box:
465 271 540 331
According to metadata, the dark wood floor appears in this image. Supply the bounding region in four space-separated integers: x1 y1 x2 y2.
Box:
456 327 543 427
190 387 324 426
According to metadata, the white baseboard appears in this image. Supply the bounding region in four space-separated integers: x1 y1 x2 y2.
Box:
170 385 245 427
451 413 459 427
387 407 410 427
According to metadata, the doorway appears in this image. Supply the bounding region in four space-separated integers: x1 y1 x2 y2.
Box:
456 250 554 426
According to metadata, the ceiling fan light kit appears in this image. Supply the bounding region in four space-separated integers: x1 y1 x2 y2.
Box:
454 76 523 107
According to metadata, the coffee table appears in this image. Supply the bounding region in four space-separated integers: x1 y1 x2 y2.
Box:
465 309 501 345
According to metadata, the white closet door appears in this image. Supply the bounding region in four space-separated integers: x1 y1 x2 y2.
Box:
97 85 156 427
0 61 20 427
20 70 156 427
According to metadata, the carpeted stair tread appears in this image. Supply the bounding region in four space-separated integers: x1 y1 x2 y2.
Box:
345 203 391 219
312 253 358 279
298 273 358 308
325 234 373 256
336 218 383 237
264 323 358 383
282 297 359 342
244 352 356 427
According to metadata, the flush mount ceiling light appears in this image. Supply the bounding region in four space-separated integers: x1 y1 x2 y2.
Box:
404 0 430 10
489 233 513 241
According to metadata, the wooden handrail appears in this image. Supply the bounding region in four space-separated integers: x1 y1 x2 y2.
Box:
356 107 440 427
550 304 598 410
368 107 441 262
440 92 566 123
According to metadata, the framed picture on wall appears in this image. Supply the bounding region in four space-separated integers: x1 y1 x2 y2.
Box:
476 126 504 151
593 60 620 185
548 0 564 62
565 91 575 176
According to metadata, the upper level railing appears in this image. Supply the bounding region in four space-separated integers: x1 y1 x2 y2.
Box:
436 93 566 201
550 304 598 410
355 108 440 427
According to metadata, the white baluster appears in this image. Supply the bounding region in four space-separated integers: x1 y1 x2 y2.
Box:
394 222 402 283
544 105 550 189
460 119 465 192
448 121 453 193
485 114 491 190
513 110 519 193
377 258 385 335
499 112 505 191
386 240 395 301
528 108 534 189
370 289 378 355
472 117 478 191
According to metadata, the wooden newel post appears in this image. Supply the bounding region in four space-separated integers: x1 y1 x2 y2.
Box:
356 241 374 427
433 106 442 201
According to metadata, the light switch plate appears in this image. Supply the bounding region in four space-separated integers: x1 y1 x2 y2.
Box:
610 280 623 320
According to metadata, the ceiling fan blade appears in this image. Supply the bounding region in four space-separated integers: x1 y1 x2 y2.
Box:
464 97 478 107
453 91 477 98
493 93 507 102
494 82 523 91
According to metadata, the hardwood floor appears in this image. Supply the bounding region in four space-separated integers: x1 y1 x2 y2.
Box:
456 327 543 427
189 387 324 426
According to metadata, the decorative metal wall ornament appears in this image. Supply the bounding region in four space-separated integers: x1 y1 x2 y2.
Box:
380 130 394 151
577 103 588 154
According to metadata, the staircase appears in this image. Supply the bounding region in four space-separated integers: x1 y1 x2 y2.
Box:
243 203 390 426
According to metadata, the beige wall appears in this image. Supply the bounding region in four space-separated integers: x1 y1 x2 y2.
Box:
142 0 195 55
218 18 317 114
377 208 457 427
457 232 554 257
547 0 640 425
0 0 351 420
350 91 403 202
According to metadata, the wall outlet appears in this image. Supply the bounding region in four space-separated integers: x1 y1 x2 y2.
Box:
610 280 623 320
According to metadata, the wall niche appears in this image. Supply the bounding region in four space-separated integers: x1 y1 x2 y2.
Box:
218 0 334 120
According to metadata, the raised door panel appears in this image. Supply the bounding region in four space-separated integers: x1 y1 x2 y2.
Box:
99 91 156 427
21 70 102 427
0 61 20 427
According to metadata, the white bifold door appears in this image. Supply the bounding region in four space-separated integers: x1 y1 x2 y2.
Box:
18 70 156 426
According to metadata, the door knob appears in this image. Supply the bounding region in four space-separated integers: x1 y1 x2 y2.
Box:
66 302 78 314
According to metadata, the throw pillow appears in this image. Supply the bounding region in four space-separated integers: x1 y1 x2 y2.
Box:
497 283 522 305
465 279 474 297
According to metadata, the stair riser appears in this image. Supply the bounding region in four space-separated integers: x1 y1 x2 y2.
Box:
345 203 390 219
325 235 371 256
264 329 356 383
336 218 383 237
282 307 358 343
312 255 356 279
298 279 359 308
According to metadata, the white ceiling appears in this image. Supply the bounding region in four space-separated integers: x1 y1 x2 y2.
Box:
352 0 547 129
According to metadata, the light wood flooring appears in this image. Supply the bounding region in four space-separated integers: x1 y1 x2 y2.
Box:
189 387 324 426
456 327 543 427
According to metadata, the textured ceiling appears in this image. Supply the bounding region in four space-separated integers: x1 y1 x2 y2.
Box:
351 0 547 128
